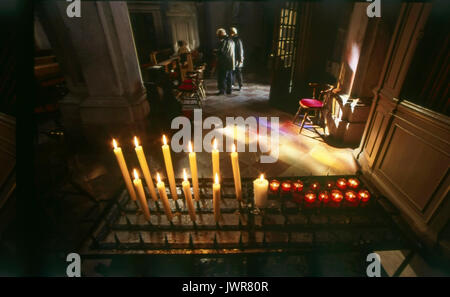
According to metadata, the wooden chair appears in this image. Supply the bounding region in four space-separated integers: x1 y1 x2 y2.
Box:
293 83 335 134
177 68 206 107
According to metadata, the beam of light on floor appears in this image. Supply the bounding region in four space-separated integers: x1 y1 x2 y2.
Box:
309 146 342 169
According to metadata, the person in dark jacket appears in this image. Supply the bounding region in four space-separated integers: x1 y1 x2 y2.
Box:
215 28 235 95
230 27 244 91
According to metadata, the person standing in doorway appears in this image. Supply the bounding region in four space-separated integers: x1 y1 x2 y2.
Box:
230 27 244 91
215 28 235 95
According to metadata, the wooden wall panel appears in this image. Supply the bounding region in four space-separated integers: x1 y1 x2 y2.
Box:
382 4 431 98
376 113 449 221
364 111 384 157
362 94 398 167
357 3 449 244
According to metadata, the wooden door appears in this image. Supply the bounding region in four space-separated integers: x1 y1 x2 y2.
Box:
269 2 300 109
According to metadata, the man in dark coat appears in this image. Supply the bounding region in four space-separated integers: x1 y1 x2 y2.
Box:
215 28 235 95
230 27 244 91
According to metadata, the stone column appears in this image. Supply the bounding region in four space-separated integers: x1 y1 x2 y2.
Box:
36 1 149 147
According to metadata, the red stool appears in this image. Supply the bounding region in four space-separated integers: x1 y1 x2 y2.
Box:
177 72 205 107
293 83 334 134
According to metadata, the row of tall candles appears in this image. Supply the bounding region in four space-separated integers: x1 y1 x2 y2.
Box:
112 135 269 223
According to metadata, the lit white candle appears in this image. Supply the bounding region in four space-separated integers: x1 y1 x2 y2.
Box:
230 144 242 200
112 139 137 201
156 173 173 221
253 174 269 208
161 135 178 201
188 141 200 201
132 169 151 221
182 169 196 222
213 173 221 222
211 138 220 180
134 136 158 201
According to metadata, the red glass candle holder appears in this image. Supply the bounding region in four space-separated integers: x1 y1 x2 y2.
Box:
325 180 334 190
336 178 348 190
281 180 292 196
358 189 371 202
310 181 320 191
269 179 280 194
304 191 316 203
347 178 360 189
318 191 330 204
344 190 358 207
292 180 304 192
345 190 358 203
331 189 343 203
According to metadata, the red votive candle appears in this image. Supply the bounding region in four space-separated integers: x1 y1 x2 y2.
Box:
336 178 348 190
304 191 316 204
292 180 304 192
347 178 360 189
358 189 371 202
318 191 330 204
331 189 343 203
325 180 334 189
269 179 280 194
310 181 320 191
345 190 358 203
281 180 292 194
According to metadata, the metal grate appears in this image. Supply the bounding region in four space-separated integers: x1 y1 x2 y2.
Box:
81 175 413 256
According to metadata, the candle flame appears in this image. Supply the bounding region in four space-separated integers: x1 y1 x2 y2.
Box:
214 173 219 184
134 136 139 147
133 169 139 180
163 135 167 145
183 169 188 182
188 141 193 153
260 174 264 181
112 139 118 149
157 173 161 183
213 138 217 150
232 143 236 153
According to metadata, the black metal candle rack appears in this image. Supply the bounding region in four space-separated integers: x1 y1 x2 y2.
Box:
81 175 415 257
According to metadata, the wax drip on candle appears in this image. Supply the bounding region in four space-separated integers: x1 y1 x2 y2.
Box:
113 139 118 149
183 168 188 182
134 136 139 147
133 169 139 180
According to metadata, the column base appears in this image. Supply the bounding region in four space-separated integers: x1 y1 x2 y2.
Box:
59 92 151 150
